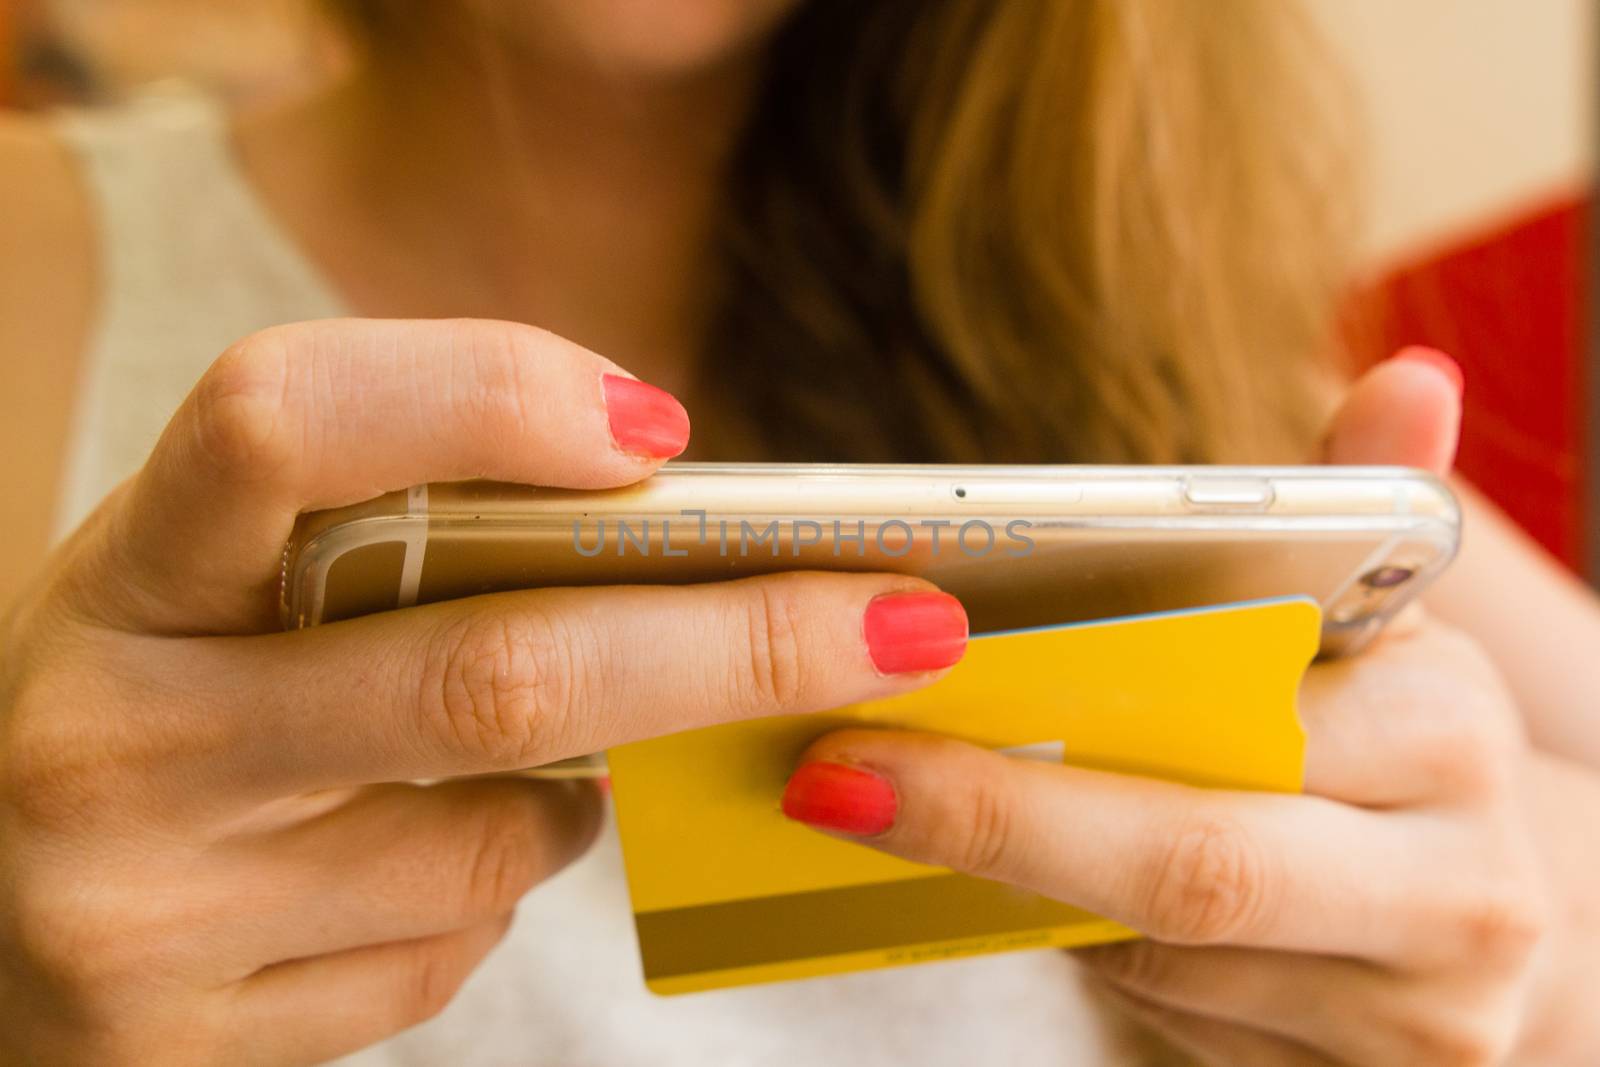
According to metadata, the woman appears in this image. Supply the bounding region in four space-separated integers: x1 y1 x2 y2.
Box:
0 2 1597 1064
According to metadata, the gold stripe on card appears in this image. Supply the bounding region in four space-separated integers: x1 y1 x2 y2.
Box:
634 872 1118 981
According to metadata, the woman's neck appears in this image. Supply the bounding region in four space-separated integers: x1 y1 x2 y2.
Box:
236 24 765 399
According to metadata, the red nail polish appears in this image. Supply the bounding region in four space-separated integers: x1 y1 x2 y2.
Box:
1390 346 1464 397
781 761 897 836
602 374 690 458
863 592 968 674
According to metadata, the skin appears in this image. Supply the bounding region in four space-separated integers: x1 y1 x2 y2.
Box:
0 2 1597 1064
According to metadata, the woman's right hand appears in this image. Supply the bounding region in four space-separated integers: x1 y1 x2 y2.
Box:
0 319 967 1066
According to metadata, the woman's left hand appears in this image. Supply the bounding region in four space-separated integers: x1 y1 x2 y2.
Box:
778 350 1580 1066
780 616 1547 1066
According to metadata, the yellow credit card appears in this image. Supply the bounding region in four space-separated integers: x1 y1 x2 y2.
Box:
607 597 1320 995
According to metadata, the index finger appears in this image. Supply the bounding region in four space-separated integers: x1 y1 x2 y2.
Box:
62 318 688 635
155 575 969 797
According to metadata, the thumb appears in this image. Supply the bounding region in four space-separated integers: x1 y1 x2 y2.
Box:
1320 346 1463 474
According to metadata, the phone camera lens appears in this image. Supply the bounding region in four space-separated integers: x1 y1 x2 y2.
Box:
1361 565 1415 589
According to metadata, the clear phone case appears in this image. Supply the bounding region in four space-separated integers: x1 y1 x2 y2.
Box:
283 463 1459 656
282 464 1459 780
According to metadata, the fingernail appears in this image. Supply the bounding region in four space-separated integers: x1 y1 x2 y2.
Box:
781 761 897 836
863 591 968 674
602 374 690 458
1390 346 1464 397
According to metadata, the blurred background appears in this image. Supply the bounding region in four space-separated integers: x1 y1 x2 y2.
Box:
1 0 1594 581
0 0 337 108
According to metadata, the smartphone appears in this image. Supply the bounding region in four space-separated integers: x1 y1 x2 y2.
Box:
281 463 1459 657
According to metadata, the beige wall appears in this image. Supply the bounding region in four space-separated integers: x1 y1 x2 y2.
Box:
45 0 333 102
1305 0 1594 264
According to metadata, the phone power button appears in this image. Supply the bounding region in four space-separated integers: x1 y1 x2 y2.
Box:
1182 477 1275 510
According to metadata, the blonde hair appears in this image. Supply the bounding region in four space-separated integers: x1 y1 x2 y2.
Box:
708 0 1354 463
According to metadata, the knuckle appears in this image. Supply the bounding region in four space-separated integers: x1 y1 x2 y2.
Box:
1141 816 1271 944
732 580 808 711
1 695 64 825
421 610 579 766
457 322 544 451
951 775 1018 880
190 331 297 483
397 943 467 1027
10 875 83 979
1 711 160 1006
1417 700 1517 800
461 803 541 914
1081 940 1170 993
2 688 110 835
1354 628 1521 801
1395 1012 1513 1067
1452 885 1547 970
12 871 137 1001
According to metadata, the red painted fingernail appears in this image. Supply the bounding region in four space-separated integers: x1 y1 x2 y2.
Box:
1390 346 1464 397
863 591 968 674
602 374 690 458
781 761 897 836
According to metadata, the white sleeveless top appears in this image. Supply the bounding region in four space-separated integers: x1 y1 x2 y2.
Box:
51 85 1111 1066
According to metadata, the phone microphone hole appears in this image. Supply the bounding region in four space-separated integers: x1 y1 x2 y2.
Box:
953 486 967 499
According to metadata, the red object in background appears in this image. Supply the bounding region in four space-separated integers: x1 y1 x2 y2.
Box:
1357 196 1590 572
0 3 16 106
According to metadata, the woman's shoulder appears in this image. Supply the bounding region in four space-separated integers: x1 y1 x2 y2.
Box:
0 113 97 604
0 112 97 421
0 113 95 335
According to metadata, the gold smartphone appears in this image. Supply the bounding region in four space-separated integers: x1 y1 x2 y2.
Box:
281 463 1459 657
